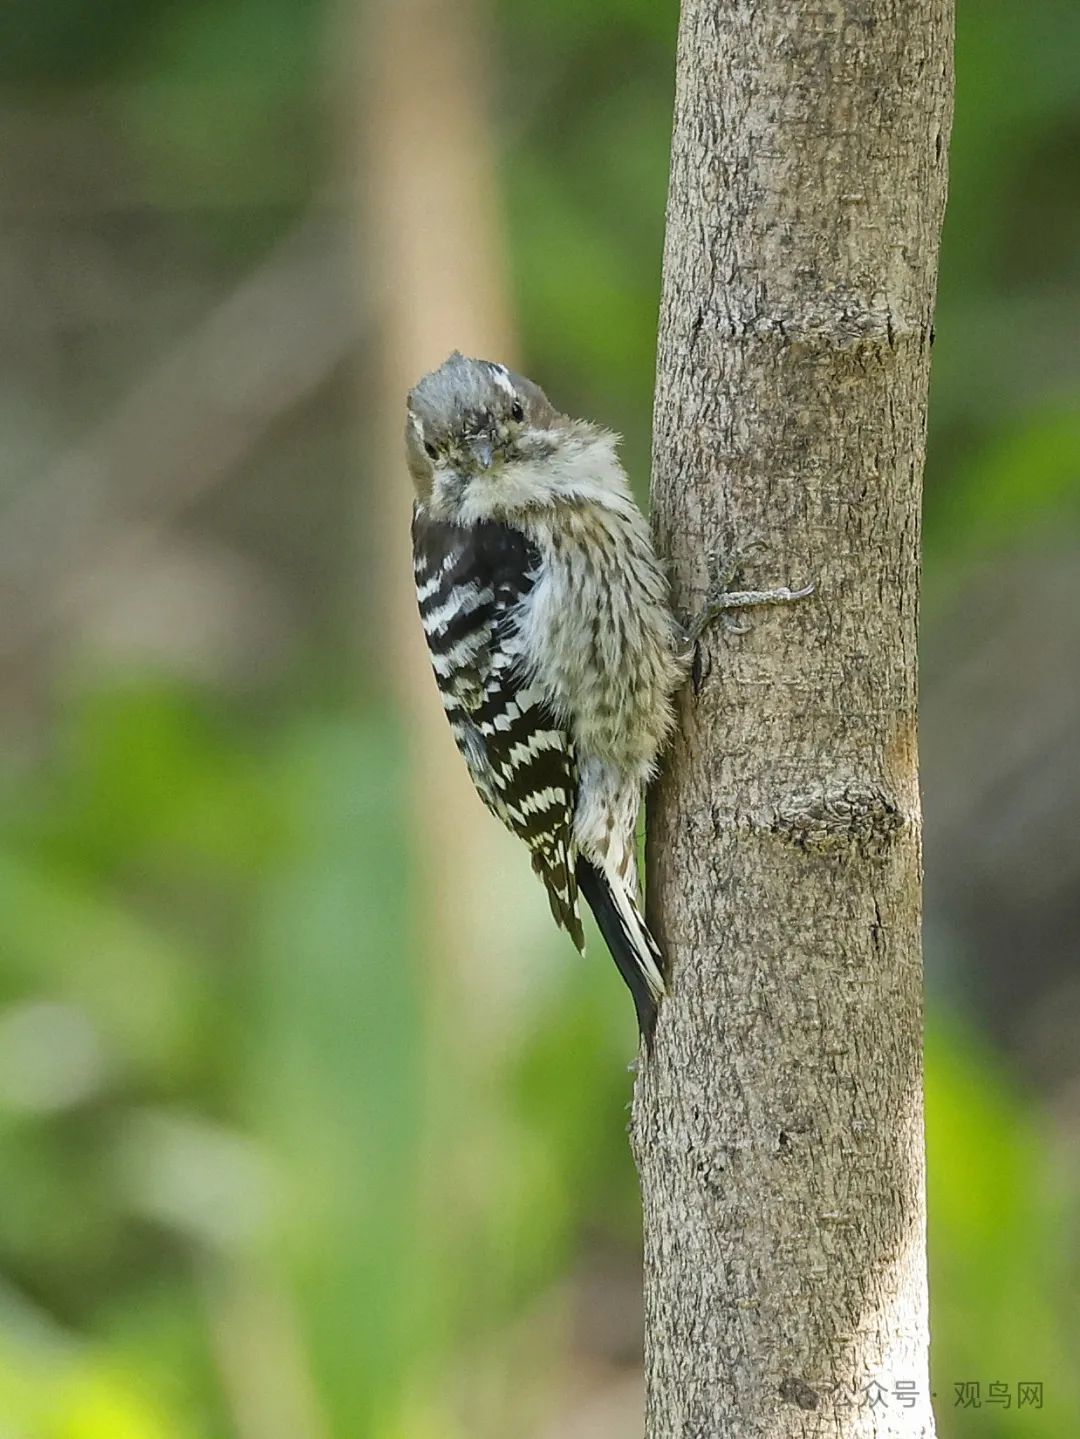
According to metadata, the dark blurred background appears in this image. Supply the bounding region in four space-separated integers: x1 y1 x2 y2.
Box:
0 1 1077 1435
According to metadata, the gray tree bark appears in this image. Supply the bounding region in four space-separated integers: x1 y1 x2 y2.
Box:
634 4 953 1437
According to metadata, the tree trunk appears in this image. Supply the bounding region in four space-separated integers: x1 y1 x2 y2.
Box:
634 3 953 1436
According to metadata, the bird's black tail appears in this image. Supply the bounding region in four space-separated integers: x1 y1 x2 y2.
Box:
575 855 666 1045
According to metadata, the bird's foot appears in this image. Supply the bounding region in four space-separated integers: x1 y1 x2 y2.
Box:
675 540 815 679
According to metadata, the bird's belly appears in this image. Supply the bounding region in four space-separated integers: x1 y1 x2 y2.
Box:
516 552 677 775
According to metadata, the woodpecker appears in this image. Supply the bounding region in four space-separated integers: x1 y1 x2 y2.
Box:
407 352 810 1042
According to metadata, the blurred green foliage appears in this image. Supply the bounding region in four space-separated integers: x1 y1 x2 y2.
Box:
0 0 1077 1435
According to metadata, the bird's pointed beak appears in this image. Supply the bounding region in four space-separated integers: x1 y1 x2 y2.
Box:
469 436 494 471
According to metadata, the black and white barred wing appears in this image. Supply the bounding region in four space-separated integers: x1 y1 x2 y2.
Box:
412 507 584 950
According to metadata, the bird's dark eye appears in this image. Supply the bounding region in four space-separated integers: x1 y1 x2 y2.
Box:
424 441 438 460
510 401 524 423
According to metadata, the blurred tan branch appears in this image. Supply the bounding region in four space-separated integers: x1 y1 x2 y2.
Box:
346 0 535 1023
0 213 358 671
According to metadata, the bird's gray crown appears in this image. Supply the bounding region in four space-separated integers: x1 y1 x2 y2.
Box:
409 352 501 431
408 352 557 436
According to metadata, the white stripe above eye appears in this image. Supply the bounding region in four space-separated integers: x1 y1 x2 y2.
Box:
487 363 517 399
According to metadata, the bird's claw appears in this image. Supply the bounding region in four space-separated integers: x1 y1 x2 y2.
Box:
681 541 815 651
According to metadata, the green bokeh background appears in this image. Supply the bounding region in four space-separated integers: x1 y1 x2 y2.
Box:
0 2 1077 1435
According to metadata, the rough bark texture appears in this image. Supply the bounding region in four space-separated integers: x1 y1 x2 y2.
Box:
634 4 953 1437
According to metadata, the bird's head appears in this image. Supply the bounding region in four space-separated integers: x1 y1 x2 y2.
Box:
406 352 615 524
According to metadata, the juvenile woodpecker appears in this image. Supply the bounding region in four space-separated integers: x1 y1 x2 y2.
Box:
407 352 810 1041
